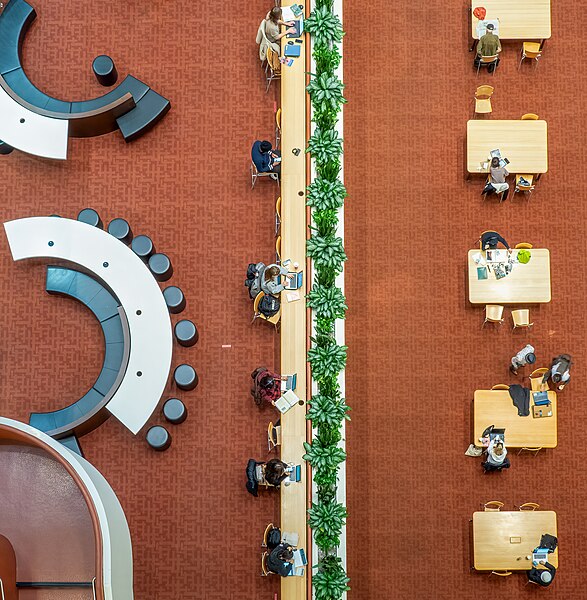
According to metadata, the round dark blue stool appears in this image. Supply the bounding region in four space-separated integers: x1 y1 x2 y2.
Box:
149 253 173 282
174 364 198 391
108 218 133 244
131 235 155 262
146 425 171 451
92 55 118 87
163 286 186 314
163 398 188 424
77 208 103 229
0 141 14 155
174 319 198 347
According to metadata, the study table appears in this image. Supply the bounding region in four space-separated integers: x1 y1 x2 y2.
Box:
466 120 548 176
471 0 552 41
472 510 558 570
467 249 551 304
473 389 557 448
280 6 308 599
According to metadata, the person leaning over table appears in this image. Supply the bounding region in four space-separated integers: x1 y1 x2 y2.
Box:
527 560 556 587
264 458 290 486
267 543 295 577
265 7 296 45
481 439 510 472
474 23 501 72
480 230 511 251
251 140 281 174
481 157 510 201
261 263 293 296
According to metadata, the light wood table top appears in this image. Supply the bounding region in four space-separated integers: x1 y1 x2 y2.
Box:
473 390 557 448
467 249 551 304
471 0 551 40
280 9 308 599
467 120 548 174
472 511 558 570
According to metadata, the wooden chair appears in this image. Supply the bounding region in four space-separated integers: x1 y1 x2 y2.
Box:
252 292 281 329
275 107 282 149
519 42 542 69
491 384 510 391
518 447 542 457
514 174 535 199
261 551 273 576
262 523 274 547
483 305 504 327
276 235 281 264
266 47 282 93
483 175 506 202
516 502 540 511
275 196 281 235
474 85 494 116
251 161 279 189
515 242 533 249
267 421 282 451
512 309 533 330
490 570 512 577
529 367 549 392
0 534 17 600
477 54 499 76
483 501 504 512
521 113 539 120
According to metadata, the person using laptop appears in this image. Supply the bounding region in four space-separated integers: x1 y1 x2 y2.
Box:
480 230 511 251
251 140 281 174
481 439 510 472
510 344 536 375
527 560 556 587
475 22 501 72
261 264 293 296
481 157 510 200
264 458 290 486
267 543 295 577
250 366 287 406
543 354 572 391
265 7 296 46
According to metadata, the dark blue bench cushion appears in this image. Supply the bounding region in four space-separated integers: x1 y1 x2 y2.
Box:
116 88 171 142
0 0 35 75
101 313 125 342
2 66 51 109
87 287 119 322
46 266 77 294
70 75 148 113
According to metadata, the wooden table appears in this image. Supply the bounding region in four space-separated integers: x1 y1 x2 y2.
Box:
473 390 557 448
280 7 308 599
472 511 558 570
468 249 551 304
466 120 548 175
471 0 551 40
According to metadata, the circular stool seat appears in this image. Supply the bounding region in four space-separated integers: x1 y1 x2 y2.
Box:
92 55 118 87
146 425 171 451
0 141 14 155
163 398 188 424
163 286 186 314
174 364 198 391
149 253 173 282
174 319 198 347
77 208 103 229
131 235 155 261
108 218 133 244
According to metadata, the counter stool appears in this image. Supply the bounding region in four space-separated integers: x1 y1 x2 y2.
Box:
163 398 188 424
0 140 14 155
77 208 103 229
163 286 186 314
131 235 155 262
174 319 198 347
92 55 118 87
149 253 173 281
174 364 198 391
108 218 133 244
146 425 171 451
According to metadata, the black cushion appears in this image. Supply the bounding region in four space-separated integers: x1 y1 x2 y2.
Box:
0 0 36 75
70 75 149 113
131 235 154 259
163 286 185 314
174 364 198 390
77 208 103 229
174 319 198 347
163 398 187 424
146 425 171 450
2 66 51 109
149 253 173 281
116 88 171 142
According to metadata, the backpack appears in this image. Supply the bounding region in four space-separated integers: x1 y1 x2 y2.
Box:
259 294 280 317
266 527 281 550
245 262 265 299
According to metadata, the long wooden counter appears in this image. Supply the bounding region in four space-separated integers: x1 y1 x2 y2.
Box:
280 6 308 599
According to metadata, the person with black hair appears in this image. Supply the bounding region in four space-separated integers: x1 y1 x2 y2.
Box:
267 543 294 576
543 354 572 391
482 157 510 200
510 344 536 375
264 458 289 486
251 140 281 173
250 366 286 406
527 561 556 587
480 230 511 251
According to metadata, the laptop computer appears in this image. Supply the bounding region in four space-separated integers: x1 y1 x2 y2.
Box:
287 18 304 38
489 428 505 443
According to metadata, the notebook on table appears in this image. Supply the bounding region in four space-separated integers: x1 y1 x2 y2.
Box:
284 44 301 57
533 391 550 406
274 389 300 414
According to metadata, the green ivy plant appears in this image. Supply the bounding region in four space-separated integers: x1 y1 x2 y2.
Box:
307 73 346 113
307 177 347 211
308 340 347 381
307 128 344 165
304 6 344 46
307 234 347 272
307 284 347 320
313 556 351 600
313 44 342 75
308 500 348 551
307 394 351 428
313 209 339 237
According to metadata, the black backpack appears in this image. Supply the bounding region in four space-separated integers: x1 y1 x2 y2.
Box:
245 262 265 299
259 294 280 317
266 527 281 550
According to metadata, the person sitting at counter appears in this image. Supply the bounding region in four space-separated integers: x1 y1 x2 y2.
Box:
527 560 556 587
250 366 286 406
267 543 295 577
481 439 510 472
261 264 291 295
480 230 511 251
246 458 290 496
252 140 282 174
265 7 296 45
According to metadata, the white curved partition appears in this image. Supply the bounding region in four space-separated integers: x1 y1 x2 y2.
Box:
4 217 173 434
0 417 134 600
0 84 68 160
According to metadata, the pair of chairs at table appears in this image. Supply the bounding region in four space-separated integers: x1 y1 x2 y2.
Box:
476 40 544 76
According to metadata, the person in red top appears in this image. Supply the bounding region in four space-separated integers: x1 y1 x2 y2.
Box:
250 367 284 406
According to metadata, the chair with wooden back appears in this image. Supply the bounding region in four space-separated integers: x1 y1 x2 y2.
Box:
251 160 280 189
262 523 275 547
519 42 542 69
483 304 504 327
491 384 510 391
275 107 282 149
518 447 542 457
261 551 273 576
483 174 506 202
0 535 17 600
477 54 499 76
514 174 535 199
474 85 494 115
266 46 282 93
512 309 533 330
252 292 281 329
267 421 282 451
529 367 549 392
275 196 282 235
276 235 282 264
521 113 539 120
515 242 533 249
490 570 512 577
483 501 504 512
516 502 540 511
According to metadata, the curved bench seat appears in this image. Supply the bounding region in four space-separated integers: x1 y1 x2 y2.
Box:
0 0 170 141
28 266 130 438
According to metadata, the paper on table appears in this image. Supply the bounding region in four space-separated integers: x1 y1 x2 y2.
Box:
286 291 300 302
281 6 296 21
477 19 500 37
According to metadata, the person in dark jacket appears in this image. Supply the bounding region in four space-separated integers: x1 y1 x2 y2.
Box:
481 230 511 250
251 140 281 173
543 354 572 391
527 561 556 587
264 458 289 486
267 543 294 576
250 366 284 406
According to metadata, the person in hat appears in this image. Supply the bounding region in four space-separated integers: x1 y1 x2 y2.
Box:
543 354 572 391
251 140 281 173
527 560 556 587
475 23 502 71
510 344 536 375
480 230 511 251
